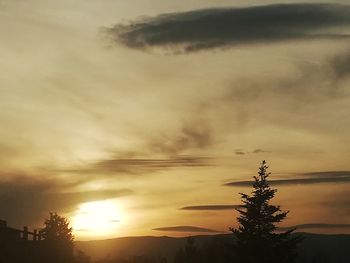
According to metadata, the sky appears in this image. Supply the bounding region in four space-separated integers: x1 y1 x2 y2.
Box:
0 0 350 240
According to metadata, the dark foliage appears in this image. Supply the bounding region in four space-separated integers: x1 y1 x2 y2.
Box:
37 212 75 263
173 236 199 263
230 160 303 263
172 235 234 263
0 213 90 263
40 212 74 243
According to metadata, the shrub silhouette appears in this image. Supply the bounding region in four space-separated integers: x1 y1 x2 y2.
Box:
39 212 75 263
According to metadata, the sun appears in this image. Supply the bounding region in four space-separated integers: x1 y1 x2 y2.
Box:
72 200 122 237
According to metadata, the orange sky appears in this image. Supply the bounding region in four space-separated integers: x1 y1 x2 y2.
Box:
0 0 349 240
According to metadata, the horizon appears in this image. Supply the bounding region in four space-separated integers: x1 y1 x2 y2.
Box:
1 0 350 241
72 230 350 243
77 231 350 242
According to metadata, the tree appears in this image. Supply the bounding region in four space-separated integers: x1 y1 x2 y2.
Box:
230 160 303 263
184 236 198 263
75 250 91 263
40 212 74 243
39 212 75 263
173 237 199 263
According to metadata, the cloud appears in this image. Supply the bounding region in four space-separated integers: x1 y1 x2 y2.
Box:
234 149 270 155
330 50 350 79
234 150 245 155
180 205 241 211
321 190 350 216
224 171 350 187
67 155 213 176
93 156 212 171
148 122 213 155
306 171 350 177
225 177 350 186
107 3 350 53
152 226 223 233
279 223 350 231
0 176 132 227
62 120 215 177
209 47 350 137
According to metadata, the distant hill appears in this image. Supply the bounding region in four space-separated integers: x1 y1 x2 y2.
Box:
76 233 350 263
296 232 350 263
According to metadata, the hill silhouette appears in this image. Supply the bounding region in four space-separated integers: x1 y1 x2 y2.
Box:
75 232 350 263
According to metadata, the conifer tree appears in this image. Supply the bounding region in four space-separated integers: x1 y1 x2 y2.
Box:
230 160 302 263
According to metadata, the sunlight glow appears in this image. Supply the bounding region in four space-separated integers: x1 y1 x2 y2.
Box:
72 200 122 237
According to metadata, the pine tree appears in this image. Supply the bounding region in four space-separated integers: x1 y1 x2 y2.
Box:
230 160 303 263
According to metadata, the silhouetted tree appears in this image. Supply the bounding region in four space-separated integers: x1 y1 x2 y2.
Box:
184 236 197 262
199 235 233 263
40 212 74 244
39 212 75 263
173 236 200 263
173 247 185 263
75 249 91 263
230 160 302 263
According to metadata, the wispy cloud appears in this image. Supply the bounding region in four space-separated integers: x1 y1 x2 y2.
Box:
180 205 241 211
66 155 213 176
95 157 212 170
234 149 270 155
279 223 350 231
62 119 215 177
321 190 350 216
330 50 350 79
107 3 350 53
148 122 213 155
224 171 350 187
234 150 245 156
153 226 224 233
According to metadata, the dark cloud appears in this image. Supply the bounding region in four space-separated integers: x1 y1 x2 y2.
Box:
180 205 241 211
306 171 350 177
149 122 213 155
63 121 214 177
279 223 350 231
234 149 270 155
107 3 350 53
225 177 350 186
331 51 350 79
67 155 213 176
234 150 245 155
0 176 132 228
94 156 212 170
153 226 223 233
224 171 350 187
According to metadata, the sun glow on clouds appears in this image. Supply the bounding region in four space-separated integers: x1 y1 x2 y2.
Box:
72 200 123 238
